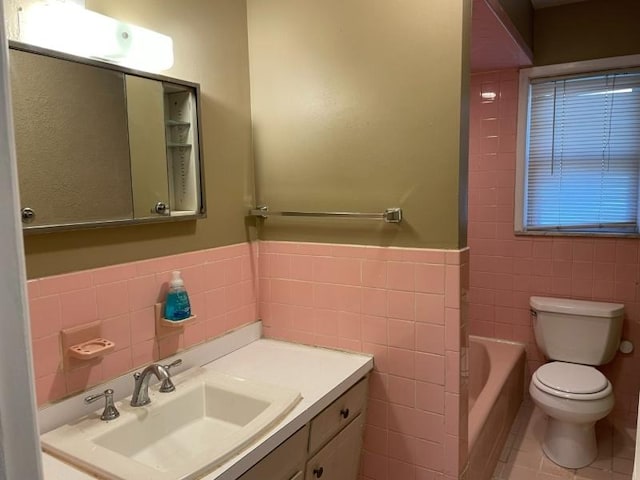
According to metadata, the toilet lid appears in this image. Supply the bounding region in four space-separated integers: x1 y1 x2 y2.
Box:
535 362 608 394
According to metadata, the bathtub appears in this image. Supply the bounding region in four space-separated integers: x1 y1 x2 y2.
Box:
467 336 526 480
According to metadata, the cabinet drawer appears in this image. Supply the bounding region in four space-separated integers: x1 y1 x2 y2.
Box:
238 425 309 480
305 413 365 480
308 378 368 454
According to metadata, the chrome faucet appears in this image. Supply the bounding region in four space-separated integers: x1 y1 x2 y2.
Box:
130 364 170 407
85 388 120 421
130 359 183 407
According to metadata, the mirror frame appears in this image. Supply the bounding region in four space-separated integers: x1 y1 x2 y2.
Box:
9 40 207 234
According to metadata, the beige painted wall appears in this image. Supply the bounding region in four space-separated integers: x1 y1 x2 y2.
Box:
534 0 640 65
4 0 255 278
247 0 470 250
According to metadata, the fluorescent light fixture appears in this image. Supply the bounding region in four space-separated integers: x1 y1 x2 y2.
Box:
19 1 174 72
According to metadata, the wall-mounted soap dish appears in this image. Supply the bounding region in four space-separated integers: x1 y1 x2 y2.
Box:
154 303 197 337
160 316 197 327
68 338 115 360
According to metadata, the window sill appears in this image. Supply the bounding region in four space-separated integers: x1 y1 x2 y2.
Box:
514 230 640 239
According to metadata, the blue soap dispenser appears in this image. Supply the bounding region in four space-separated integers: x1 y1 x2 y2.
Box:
164 271 191 321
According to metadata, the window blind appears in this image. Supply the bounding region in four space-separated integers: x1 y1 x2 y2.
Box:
525 72 640 233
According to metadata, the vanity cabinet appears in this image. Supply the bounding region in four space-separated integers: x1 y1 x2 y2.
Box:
305 415 364 480
238 425 308 480
308 377 367 454
240 377 368 480
305 378 367 480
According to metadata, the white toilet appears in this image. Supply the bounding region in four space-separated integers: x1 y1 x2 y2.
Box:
528 296 624 469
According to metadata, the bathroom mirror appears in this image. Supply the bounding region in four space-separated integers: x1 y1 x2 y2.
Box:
9 41 206 233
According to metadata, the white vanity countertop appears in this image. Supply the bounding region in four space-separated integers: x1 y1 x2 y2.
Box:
42 338 373 480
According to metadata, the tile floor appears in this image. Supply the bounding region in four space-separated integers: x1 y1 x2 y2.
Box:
493 400 636 480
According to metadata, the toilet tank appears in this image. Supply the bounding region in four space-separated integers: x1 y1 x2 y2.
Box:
530 296 624 365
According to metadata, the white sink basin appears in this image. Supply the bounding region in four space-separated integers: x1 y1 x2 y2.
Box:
41 368 302 480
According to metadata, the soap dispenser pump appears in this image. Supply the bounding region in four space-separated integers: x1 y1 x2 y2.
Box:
164 271 191 321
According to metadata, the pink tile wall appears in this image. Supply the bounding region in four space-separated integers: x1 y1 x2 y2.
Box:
28 243 258 406
258 241 469 480
468 69 640 426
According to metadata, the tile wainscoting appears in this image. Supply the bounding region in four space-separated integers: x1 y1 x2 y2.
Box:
28 242 258 405
27 240 470 479
258 241 470 480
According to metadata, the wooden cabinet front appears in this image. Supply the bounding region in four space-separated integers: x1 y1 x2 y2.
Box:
239 425 308 480
305 414 365 480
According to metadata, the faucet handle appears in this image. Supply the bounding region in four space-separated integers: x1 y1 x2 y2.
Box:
159 358 183 393
165 358 182 370
85 388 120 421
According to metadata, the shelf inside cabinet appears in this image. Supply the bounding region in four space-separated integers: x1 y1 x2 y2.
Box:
164 84 200 217
171 210 197 217
166 120 191 127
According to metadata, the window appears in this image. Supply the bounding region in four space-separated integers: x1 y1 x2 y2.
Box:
516 56 640 236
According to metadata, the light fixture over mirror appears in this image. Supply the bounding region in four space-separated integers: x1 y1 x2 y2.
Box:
18 0 174 73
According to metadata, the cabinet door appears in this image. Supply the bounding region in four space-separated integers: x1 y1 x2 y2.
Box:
309 378 367 454
239 425 308 480
126 75 170 219
11 49 132 227
305 414 364 480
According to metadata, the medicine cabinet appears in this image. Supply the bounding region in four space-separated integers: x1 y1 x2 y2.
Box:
9 41 205 232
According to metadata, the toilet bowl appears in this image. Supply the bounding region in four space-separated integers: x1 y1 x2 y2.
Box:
528 296 623 469
529 361 614 468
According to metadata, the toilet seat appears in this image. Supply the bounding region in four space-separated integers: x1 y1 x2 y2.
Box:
532 362 612 400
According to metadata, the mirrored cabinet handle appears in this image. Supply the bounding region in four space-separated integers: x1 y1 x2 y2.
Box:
21 207 35 223
154 202 170 215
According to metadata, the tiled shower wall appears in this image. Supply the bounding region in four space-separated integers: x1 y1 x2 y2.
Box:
258 241 469 480
468 69 640 426
28 243 258 405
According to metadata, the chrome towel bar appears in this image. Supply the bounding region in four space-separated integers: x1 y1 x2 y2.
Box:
249 206 403 223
